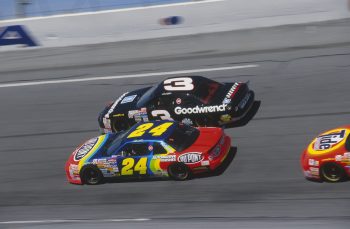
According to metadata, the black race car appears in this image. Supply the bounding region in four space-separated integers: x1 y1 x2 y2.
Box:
98 76 260 133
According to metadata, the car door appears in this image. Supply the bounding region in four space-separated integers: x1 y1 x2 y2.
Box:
173 94 203 126
117 142 153 177
149 141 176 177
148 94 175 121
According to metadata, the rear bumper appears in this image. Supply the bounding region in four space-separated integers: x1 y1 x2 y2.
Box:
210 147 237 175
221 98 261 128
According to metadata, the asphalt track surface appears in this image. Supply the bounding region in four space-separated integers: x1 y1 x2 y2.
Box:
0 20 350 228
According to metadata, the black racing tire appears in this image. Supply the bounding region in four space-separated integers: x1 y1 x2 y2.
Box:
112 119 131 132
168 163 191 181
320 162 346 183
80 165 104 185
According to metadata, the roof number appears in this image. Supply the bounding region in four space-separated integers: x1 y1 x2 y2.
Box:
163 77 194 91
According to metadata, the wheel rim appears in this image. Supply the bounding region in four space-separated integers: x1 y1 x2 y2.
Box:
86 169 100 184
170 165 188 180
322 164 342 182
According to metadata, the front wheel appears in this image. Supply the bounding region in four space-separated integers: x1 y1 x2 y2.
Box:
320 162 346 183
80 166 104 185
168 163 191 181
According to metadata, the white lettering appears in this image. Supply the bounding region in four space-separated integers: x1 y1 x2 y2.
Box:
174 104 227 115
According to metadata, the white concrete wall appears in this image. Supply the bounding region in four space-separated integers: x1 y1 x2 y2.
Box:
0 0 349 49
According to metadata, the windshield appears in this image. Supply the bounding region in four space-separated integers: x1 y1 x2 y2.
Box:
136 85 159 108
165 123 199 152
192 79 222 104
106 131 128 156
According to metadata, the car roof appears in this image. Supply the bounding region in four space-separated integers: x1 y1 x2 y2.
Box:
136 76 221 107
122 120 178 144
158 75 218 95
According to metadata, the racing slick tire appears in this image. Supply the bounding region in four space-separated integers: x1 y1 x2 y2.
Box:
168 163 191 181
320 162 346 183
80 165 104 185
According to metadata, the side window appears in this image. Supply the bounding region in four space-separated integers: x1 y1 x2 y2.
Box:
154 95 174 107
153 142 167 155
181 95 199 106
119 143 151 157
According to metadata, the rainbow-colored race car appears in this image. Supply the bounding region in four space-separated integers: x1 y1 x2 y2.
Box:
65 120 234 185
301 126 350 182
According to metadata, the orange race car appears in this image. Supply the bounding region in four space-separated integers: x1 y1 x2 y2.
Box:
301 126 350 182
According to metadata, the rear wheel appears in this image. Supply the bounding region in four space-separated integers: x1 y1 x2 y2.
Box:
80 166 104 185
320 163 346 183
168 163 191 181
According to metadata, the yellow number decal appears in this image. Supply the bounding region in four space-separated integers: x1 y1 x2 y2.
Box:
149 122 173 136
134 157 148 175
127 122 173 138
121 158 148 175
127 123 154 138
121 158 134 175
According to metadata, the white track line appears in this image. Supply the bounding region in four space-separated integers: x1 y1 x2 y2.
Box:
1 0 225 23
0 64 258 88
0 218 150 224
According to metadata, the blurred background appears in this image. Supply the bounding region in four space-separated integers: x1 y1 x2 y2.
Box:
0 0 190 19
0 1 350 229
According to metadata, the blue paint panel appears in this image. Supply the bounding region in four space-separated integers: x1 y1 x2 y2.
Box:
0 25 38 47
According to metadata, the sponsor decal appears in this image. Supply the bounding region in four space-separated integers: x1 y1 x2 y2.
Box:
220 114 232 122
0 25 38 47
201 160 210 166
175 104 227 115
223 83 239 104
314 129 346 150
93 158 107 164
308 159 319 166
113 113 125 117
148 145 153 151
176 98 182 104
120 95 137 104
105 92 128 118
342 153 350 163
69 164 79 177
238 93 251 109
309 167 319 175
335 155 343 161
181 118 193 125
103 92 128 128
223 98 231 104
153 155 176 162
74 137 99 161
129 108 149 122
178 152 203 164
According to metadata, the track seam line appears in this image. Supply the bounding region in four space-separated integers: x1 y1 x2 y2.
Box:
0 65 258 88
